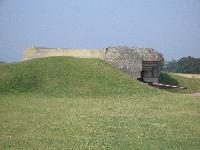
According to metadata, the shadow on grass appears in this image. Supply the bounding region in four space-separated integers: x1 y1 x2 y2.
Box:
159 73 179 85
158 73 185 93
159 73 200 94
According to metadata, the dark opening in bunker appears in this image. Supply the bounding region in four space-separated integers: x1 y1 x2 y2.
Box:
139 61 160 83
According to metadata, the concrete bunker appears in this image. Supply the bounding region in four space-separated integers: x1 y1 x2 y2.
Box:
23 46 164 83
103 47 163 83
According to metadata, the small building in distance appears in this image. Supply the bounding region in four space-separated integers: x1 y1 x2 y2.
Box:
23 46 164 83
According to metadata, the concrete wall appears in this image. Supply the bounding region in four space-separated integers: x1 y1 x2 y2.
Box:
103 47 143 78
23 47 104 61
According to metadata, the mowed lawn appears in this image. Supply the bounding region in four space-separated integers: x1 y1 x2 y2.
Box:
1 94 200 149
0 57 200 149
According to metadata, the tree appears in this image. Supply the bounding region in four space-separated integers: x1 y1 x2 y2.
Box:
177 56 200 73
162 60 178 73
162 56 200 74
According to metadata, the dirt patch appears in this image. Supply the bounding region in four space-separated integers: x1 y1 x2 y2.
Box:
173 73 200 79
190 93 200 96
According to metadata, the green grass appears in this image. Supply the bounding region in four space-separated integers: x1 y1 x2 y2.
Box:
0 57 200 150
159 72 200 93
0 57 156 97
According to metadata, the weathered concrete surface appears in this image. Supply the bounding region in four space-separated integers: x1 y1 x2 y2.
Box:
23 46 164 83
103 47 143 78
103 47 163 81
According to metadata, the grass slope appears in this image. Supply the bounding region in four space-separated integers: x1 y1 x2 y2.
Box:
0 57 156 97
0 57 200 150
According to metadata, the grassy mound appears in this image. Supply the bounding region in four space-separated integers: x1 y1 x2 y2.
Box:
159 72 200 93
0 57 156 97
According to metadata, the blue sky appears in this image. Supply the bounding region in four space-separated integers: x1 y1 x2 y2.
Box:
0 0 200 62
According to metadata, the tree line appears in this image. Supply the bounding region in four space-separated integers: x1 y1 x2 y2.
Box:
162 56 200 74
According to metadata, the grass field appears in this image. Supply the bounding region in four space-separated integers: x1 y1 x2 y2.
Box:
173 73 200 79
0 57 200 150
